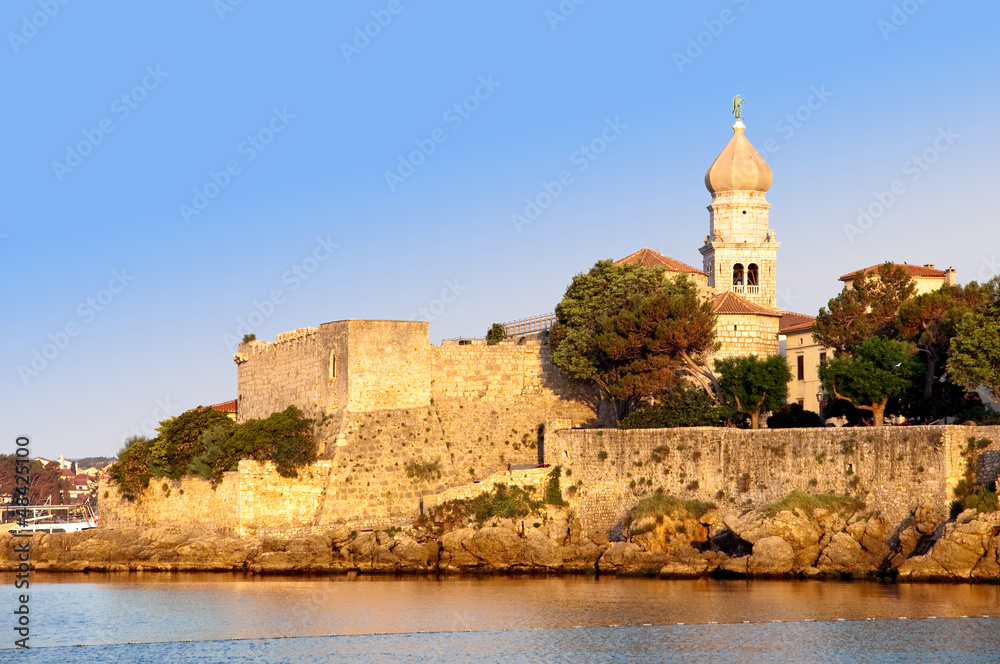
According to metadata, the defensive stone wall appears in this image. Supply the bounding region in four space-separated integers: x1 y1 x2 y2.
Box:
547 425 1000 538
99 426 1000 540
234 326 332 422
98 472 240 535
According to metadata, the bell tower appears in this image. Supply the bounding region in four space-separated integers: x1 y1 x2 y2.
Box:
698 114 779 309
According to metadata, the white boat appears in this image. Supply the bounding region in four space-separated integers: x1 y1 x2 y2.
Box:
3 503 98 533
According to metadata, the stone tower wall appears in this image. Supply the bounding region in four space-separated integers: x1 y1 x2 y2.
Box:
712 313 781 360
707 190 770 242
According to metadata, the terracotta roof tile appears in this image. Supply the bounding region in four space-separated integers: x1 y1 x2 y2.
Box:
710 291 782 317
616 248 707 276
839 263 947 281
186 399 238 414
779 312 815 334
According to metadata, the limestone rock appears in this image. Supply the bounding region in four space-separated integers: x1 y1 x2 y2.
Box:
439 528 479 570
520 530 563 568
817 532 864 573
748 536 794 576
718 555 748 576
465 527 522 568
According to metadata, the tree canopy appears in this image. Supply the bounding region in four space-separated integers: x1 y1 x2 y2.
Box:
948 312 1000 409
766 403 826 428
109 405 317 499
550 259 717 421
715 354 791 429
814 263 917 353
486 323 505 345
819 336 922 426
0 457 72 506
897 281 993 404
619 384 730 429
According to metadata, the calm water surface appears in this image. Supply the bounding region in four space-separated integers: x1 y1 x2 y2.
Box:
3 573 999 662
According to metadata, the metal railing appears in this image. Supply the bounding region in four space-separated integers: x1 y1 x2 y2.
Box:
503 312 555 337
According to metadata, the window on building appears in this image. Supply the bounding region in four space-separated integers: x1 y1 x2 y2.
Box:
798 398 805 408
747 263 759 286
797 355 805 381
820 351 827 363
732 263 744 286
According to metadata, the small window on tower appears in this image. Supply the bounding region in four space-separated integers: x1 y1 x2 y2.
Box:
747 264 759 286
329 351 337 380
733 263 744 286
742 210 747 215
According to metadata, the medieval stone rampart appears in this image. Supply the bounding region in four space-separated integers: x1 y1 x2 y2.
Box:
98 472 240 535
100 426 1000 541
547 425 1000 537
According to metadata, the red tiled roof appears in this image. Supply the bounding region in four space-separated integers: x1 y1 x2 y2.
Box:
779 312 815 334
710 291 782 317
839 263 947 281
186 399 238 414
616 248 707 276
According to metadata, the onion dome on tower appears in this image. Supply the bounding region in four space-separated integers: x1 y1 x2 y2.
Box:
704 120 773 194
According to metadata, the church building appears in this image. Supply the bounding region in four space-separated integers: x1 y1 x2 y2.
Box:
617 113 792 362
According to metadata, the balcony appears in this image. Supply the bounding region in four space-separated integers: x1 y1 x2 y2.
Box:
732 285 760 296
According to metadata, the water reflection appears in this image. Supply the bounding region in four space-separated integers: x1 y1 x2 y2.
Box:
3 573 998 649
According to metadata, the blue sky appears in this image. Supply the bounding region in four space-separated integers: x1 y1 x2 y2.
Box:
4 1 998 459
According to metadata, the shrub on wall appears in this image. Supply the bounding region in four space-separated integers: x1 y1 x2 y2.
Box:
766 403 826 428
620 385 729 429
109 435 153 500
486 323 505 345
148 409 237 479
544 466 565 506
107 406 318 495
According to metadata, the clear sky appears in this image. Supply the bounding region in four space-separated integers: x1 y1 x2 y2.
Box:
4 1 998 459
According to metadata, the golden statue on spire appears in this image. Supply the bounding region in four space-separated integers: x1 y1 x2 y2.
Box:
732 94 745 122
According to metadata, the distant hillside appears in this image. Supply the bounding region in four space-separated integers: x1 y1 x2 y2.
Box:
74 456 116 469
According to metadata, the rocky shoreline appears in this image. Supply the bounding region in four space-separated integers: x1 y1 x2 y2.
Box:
3 502 998 582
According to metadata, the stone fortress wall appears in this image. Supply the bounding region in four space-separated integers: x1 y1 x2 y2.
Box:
100 322 1000 539
548 425 1000 537
101 320 598 534
101 418 1000 541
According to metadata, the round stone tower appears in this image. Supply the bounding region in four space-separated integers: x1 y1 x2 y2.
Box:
698 119 779 309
